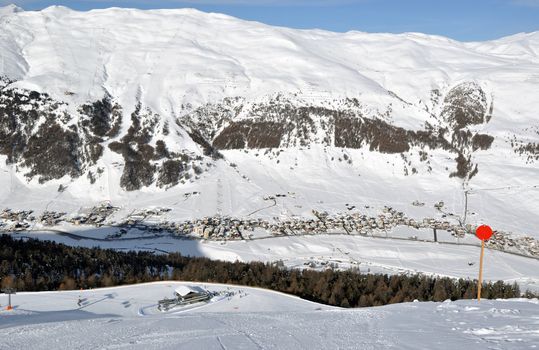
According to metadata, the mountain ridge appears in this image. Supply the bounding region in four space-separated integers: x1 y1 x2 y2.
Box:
0 5 538 237
2 4 538 43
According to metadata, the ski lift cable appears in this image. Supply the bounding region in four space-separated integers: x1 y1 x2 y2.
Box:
466 183 539 194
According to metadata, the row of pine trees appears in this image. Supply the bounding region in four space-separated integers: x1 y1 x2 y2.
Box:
0 234 527 308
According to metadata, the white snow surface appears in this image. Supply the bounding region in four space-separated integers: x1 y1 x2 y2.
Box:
0 5 539 301
1 281 539 349
0 6 537 235
0 5 537 118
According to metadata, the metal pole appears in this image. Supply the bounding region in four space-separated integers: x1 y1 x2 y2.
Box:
433 228 438 242
2 288 15 310
463 190 469 225
478 240 485 302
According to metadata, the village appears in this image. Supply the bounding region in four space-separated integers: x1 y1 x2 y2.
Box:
1 202 538 259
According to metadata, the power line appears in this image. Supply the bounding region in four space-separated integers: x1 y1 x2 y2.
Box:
467 184 539 194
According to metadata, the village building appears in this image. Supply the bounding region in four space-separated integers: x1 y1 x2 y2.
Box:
174 285 211 303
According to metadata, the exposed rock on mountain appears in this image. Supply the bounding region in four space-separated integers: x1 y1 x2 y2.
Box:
0 4 536 235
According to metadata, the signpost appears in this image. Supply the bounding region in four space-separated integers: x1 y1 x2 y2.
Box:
2 288 16 310
475 224 493 302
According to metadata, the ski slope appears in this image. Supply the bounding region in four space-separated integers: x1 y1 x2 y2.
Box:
1 282 539 349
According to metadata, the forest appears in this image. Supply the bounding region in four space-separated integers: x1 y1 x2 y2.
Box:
0 235 529 308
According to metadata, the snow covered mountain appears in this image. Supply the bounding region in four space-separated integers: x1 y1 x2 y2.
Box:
0 5 538 236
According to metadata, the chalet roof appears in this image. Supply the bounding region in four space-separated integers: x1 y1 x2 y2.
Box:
174 285 206 297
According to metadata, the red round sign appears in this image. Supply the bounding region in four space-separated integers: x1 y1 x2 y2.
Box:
476 225 493 241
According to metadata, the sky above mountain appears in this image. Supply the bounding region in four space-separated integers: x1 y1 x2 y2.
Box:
1 0 539 41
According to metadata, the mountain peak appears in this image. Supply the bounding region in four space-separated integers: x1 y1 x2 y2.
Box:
0 3 24 16
41 5 74 15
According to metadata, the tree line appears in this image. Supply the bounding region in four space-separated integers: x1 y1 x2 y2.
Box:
0 235 530 308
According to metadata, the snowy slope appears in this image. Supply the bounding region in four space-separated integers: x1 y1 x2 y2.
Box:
0 6 538 239
0 6 535 113
1 282 539 349
0 6 535 123
2 8 539 349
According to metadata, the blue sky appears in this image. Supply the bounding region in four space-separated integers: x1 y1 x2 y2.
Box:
2 0 539 41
